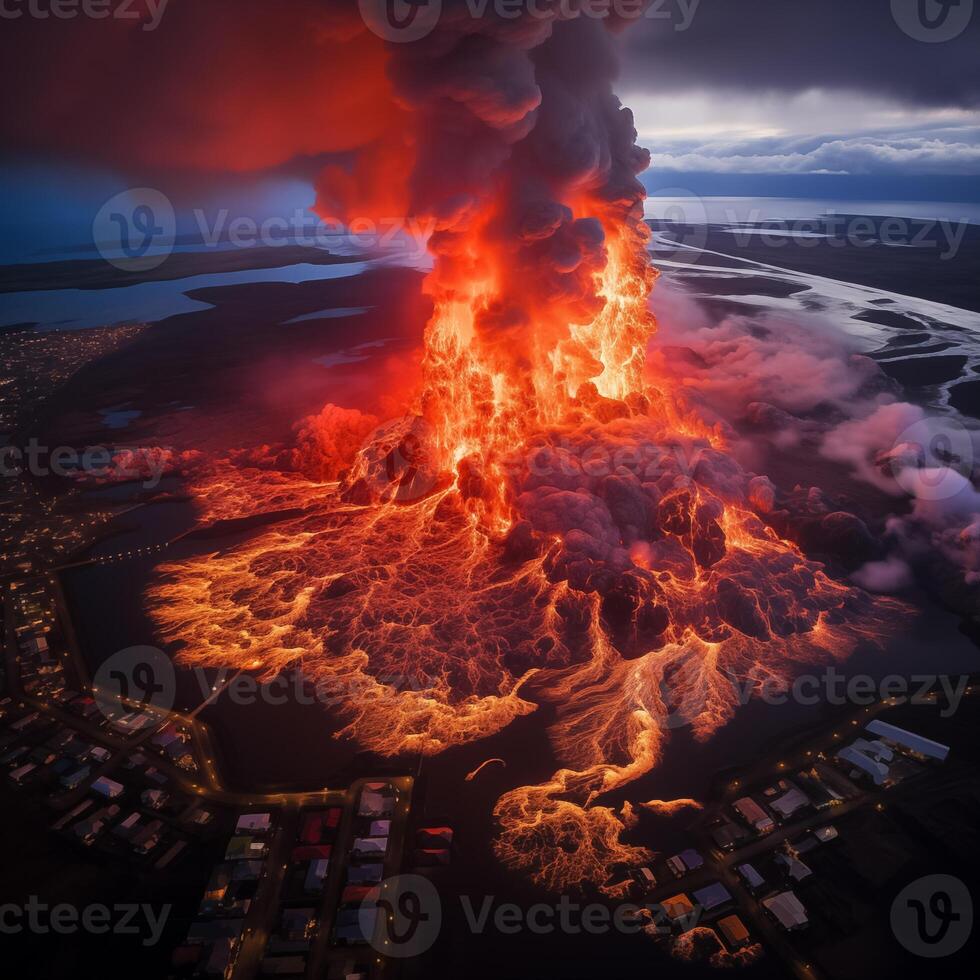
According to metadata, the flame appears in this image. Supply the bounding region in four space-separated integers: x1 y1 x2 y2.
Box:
146 67 904 896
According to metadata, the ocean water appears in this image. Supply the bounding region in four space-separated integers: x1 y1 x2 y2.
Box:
644 196 980 226
1 260 374 330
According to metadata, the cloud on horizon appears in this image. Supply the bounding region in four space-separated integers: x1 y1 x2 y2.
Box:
646 128 980 176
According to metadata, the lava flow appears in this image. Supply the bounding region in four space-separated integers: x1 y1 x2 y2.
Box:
147 8 903 894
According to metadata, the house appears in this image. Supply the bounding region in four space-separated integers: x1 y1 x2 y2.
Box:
236 812 273 834
113 812 143 840
335 906 376 944
692 882 733 912
232 861 264 881
304 859 330 893
180 802 214 827
59 764 91 790
417 825 452 848
813 825 838 843
661 893 696 923
852 737 894 763
866 719 950 762
10 763 37 785
52 799 93 832
796 769 843 808
299 808 341 844
357 782 394 817
1 745 29 766
151 726 182 750
226 836 268 861
346 863 383 885
141 788 170 810
711 821 747 850
762 891 809 931
92 776 125 799
351 837 388 860
667 848 703 877
73 805 120 845
733 797 774 833
736 863 765 891
342 883 374 905
634 866 657 889
144 767 169 786
201 864 233 912
717 914 750 949
776 851 813 883
770 785 810 820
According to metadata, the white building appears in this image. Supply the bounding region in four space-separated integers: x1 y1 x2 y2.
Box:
770 786 809 820
866 719 950 762
837 744 889 785
762 891 809 931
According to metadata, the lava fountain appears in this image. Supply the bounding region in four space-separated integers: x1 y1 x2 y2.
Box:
147 7 902 894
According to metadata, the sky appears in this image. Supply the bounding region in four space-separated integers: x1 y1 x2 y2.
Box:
620 0 980 198
0 0 978 262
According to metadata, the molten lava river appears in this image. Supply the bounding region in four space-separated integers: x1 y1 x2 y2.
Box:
147 219 901 897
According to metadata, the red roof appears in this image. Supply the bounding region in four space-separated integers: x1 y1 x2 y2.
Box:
292 845 332 861
300 814 322 844
342 885 373 904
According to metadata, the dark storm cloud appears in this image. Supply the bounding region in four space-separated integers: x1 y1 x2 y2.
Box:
623 0 980 107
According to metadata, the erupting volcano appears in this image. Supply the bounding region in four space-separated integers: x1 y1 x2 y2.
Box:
147 7 902 894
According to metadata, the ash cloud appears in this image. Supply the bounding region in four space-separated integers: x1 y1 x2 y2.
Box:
649 284 980 603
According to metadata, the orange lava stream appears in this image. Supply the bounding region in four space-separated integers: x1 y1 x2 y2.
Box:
147 199 904 896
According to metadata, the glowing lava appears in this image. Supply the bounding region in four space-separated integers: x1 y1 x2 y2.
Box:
146 10 904 895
